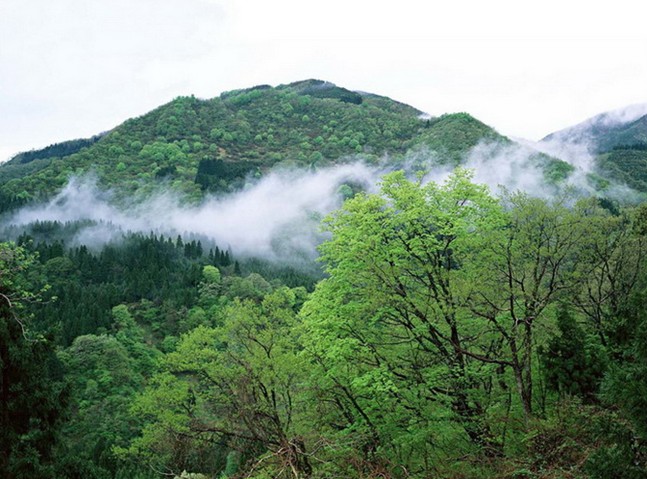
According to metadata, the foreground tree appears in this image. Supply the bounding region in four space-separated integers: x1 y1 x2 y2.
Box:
300 171 635 471
0 243 68 478
572 203 647 347
467 194 594 418
301 170 508 470
124 286 311 478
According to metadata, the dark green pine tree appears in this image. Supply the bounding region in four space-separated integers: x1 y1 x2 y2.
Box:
540 307 606 402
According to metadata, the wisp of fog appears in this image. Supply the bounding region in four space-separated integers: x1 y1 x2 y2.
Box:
7 163 379 260
4 133 641 261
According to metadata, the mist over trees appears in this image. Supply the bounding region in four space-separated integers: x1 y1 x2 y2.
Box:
1 168 647 478
3 82 647 478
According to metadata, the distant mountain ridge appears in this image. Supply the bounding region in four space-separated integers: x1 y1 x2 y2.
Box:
542 103 647 152
541 103 647 193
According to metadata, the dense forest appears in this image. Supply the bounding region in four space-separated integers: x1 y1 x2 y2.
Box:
2 168 647 478
3 82 647 478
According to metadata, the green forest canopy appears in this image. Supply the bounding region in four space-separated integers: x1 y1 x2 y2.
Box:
2 170 647 478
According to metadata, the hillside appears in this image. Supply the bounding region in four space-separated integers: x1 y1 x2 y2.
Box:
541 104 647 152
596 145 647 192
0 79 553 207
541 104 647 192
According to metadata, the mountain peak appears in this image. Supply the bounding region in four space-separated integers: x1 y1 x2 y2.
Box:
279 79 364 105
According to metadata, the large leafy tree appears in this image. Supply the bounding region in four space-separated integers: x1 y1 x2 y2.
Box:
299 171 632 472
572 203 647 347
467 194 593 418
301 169 507 469
125 286 310 478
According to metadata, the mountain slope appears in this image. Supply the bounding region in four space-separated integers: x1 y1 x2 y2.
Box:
1 80 565 206
542 104 647 192
542 104 647 152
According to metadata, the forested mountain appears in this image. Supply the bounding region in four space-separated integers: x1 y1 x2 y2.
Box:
542 104 647 153
2 83 647 479
0 79 571 206
542 104 647 192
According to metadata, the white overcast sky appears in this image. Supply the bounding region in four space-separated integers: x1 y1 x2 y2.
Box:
1 0 646 162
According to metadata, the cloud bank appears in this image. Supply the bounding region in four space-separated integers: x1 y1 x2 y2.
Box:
7 163 379 260
4 134 642 261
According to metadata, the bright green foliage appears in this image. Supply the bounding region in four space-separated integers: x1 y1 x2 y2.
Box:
201 265 221 285
301 170 507 471
298 172 647 476
126 286 311 477
569 202 647 347
0 81 524 205
467 194 597 418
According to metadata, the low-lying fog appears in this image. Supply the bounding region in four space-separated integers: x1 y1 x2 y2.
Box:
3 136 639 262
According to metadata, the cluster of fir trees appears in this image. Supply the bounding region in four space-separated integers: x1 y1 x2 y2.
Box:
15 231 234 345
